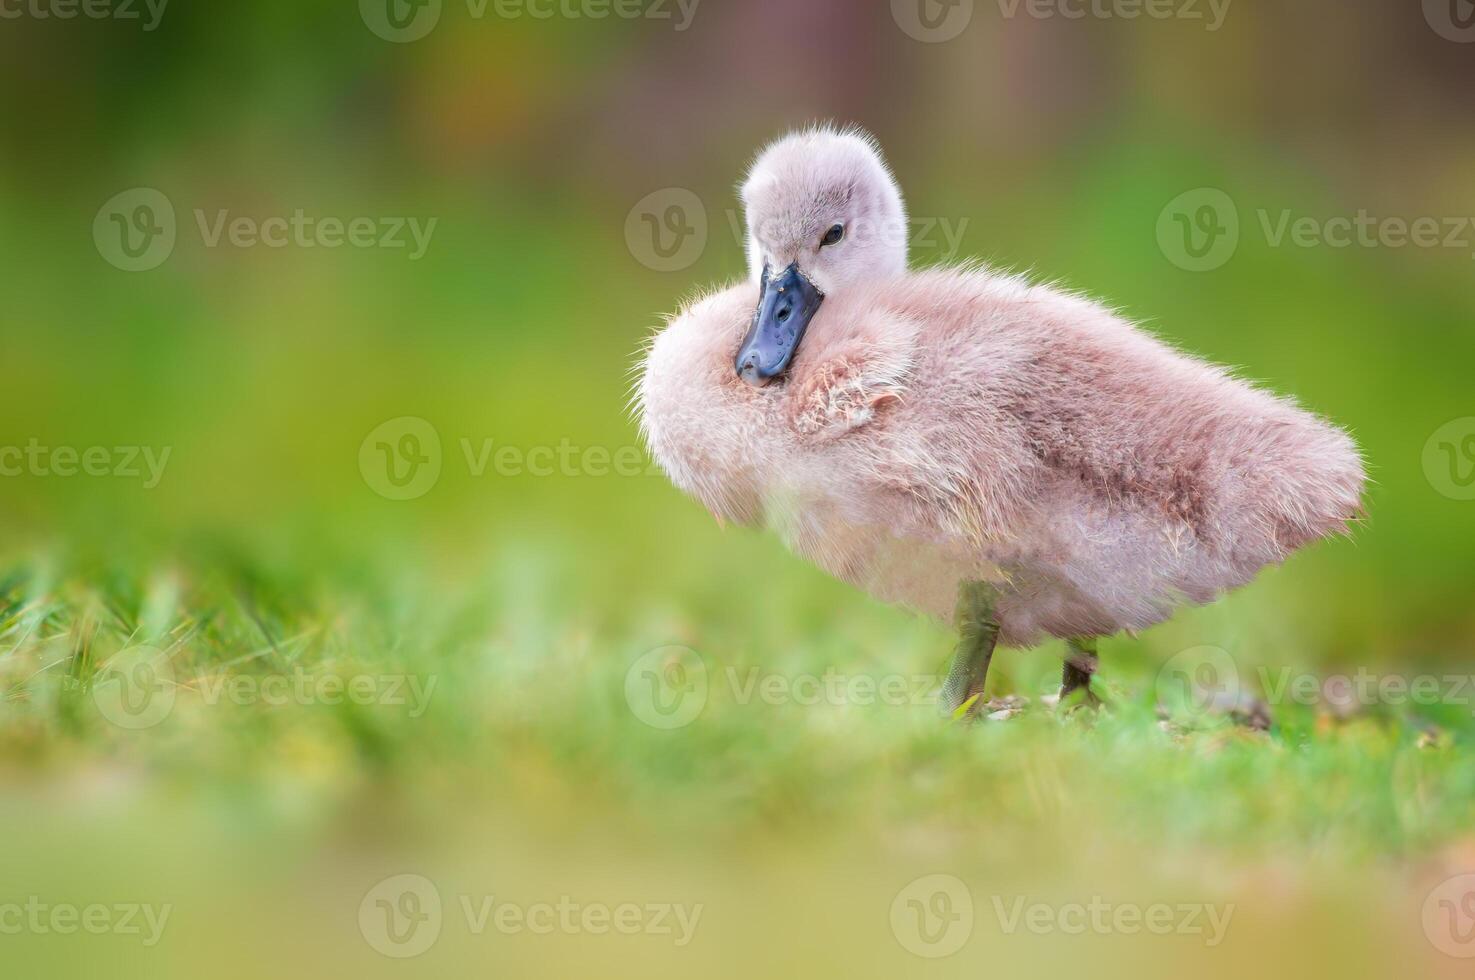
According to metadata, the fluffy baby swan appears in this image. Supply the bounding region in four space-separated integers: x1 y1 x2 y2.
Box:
637 125 1365 717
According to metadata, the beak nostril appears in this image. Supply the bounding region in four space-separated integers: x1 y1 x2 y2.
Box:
777 307 791 323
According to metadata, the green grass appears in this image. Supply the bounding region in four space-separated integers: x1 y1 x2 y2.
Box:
5 545 1473 847
1 539 1472 977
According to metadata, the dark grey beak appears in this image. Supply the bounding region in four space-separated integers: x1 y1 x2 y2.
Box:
735 263 824 387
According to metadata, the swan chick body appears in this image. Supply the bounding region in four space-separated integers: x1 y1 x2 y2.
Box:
637 126 1365 714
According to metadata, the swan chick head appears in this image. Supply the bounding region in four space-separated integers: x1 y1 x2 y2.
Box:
740 125 909 296
733 126 908 387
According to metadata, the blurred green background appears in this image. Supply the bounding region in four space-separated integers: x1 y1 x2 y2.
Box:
2 1 1475 977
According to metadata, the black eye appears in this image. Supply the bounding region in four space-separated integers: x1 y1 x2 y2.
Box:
820 224 844 248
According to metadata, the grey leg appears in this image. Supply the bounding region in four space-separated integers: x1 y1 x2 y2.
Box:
1059 636 1101 707
939 580 1001 720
